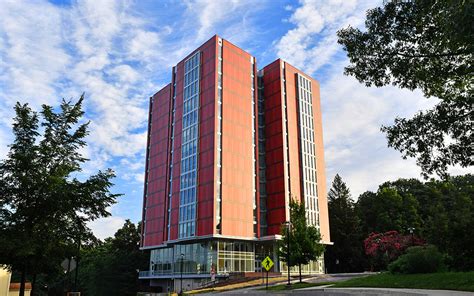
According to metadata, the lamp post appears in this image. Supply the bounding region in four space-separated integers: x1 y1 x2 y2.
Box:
180 253 184 295
284 221 291 286
408 227 415 246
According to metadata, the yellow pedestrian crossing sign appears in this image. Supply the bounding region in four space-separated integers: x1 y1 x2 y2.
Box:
262 256 274 271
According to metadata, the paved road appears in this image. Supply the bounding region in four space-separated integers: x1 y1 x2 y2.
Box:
203 287 474 296
304 273 374 284
197 273 474 296
198 273 369 295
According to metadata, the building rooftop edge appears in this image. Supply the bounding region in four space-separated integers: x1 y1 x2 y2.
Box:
139 234 284 250
151 82 171 98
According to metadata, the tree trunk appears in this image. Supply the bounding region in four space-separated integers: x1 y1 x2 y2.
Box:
74 257 79 291
299 263 302 283
67 257 71 292
19 264 27 296
31 273 37 296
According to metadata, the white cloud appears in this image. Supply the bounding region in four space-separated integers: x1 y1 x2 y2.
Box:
67 0 121 56
120 158 145 171
122 172 145 184
126 30 162 62
276 0 375 74
321 61 435 145
0 0 161 163
182 0 265 47
109 65 140 83
0 0 68 108
320 61 435 197
88 216 126 240
184 0 246 42
336 153 422 197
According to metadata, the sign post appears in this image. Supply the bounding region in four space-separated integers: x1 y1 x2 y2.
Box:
261 256 274 290
210 265 216 290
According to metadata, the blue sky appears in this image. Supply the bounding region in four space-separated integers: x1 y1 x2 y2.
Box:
1 0 468 239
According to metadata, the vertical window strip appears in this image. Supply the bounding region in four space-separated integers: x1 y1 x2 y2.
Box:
257 70 267 236
178 52 201 238
296 74 319 227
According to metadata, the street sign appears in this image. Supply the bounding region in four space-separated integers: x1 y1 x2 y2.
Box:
262 256 274 271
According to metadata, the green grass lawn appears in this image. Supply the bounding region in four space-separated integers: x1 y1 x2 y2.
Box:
332 272 474 292
259 281 333 291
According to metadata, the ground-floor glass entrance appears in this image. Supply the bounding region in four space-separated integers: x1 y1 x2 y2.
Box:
146 238 324 276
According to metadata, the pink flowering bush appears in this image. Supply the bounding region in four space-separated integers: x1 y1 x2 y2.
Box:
364 231 425 270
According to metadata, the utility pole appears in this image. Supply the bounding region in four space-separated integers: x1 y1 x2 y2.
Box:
180 253 184 295
285 221 291 286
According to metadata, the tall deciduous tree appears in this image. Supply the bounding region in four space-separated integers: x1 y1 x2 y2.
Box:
325 174 365 273
337 1 473 177
77 220 148 296
424 175 474 270
0 96 119 296
357 186 421 235
279 198 324 283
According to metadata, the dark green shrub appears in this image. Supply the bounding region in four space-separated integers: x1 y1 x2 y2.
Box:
388 245 446 274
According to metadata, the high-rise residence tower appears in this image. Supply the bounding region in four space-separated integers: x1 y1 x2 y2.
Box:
139 35 330 292
258 60 330 242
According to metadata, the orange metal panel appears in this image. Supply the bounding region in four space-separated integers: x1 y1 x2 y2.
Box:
219 39 255 238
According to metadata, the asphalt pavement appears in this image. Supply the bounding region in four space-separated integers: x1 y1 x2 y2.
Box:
197 273 474 296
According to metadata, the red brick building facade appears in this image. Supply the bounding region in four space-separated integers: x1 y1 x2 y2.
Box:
140 35 330 291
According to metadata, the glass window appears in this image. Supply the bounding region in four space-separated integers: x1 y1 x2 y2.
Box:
179 52 200 238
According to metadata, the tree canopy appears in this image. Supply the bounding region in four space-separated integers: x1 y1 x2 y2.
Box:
76 220 148 296
337 1 473 177
325 174 365 273
0 96 120 295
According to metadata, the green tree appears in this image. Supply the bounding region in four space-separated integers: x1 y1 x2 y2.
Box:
337 1 473 177
0 103 41 295
78 220 148 296
425 175 474 270
325 174 365 273
278 205 301 279
378 179 446 248
279 198 324 283
354 191 378 236
0 96 119 296
357 186 421 234
377 176 474 270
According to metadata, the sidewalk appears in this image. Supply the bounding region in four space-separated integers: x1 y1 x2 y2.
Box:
189 273 372 294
